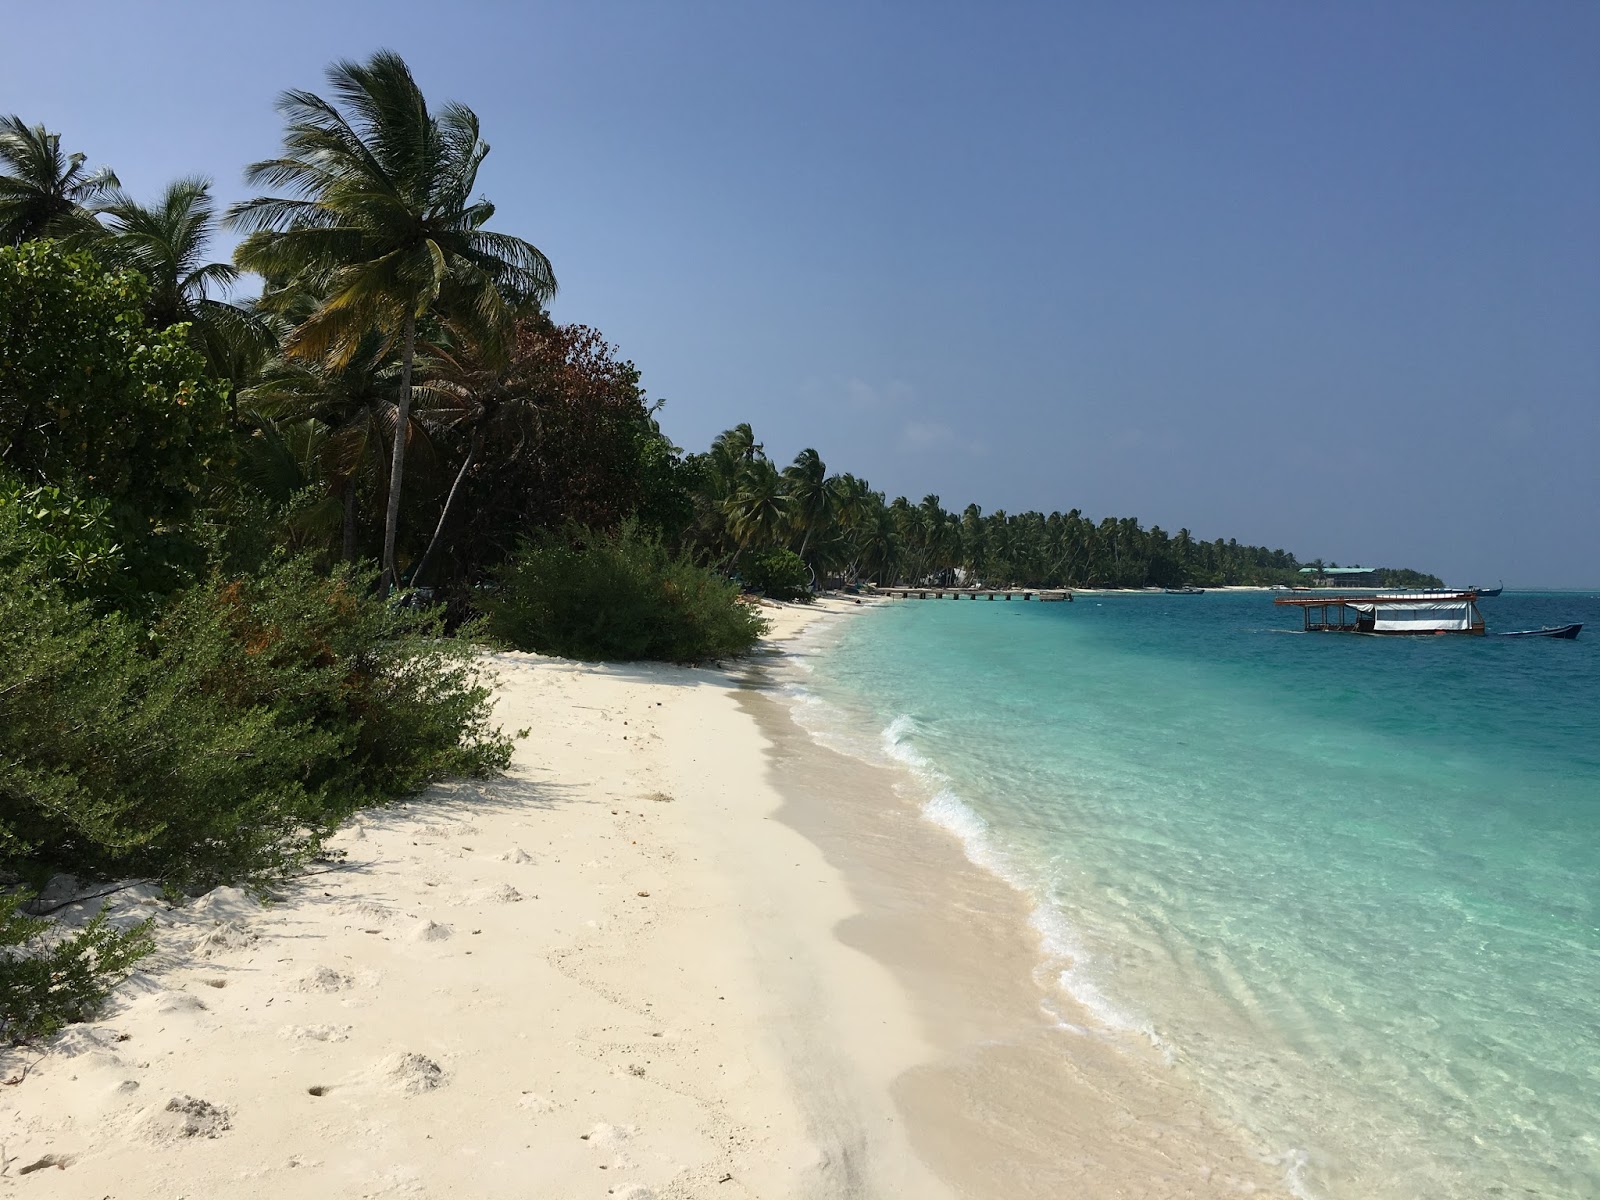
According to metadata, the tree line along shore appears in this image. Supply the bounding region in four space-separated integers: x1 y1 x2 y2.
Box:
1 50 1439 1042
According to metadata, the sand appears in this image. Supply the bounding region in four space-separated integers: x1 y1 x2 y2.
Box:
1 595 1288 1199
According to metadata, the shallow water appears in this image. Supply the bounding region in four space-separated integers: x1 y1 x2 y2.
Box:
784 591 1600 1199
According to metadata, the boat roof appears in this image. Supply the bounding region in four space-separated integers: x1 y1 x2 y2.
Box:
1275 591 1479 607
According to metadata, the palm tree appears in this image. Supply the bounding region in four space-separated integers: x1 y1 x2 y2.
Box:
96 177 270 387
782 448 839 567
959 503 985 581
707 423 762 494
0 117 118 245
242 325 428 563
404 323 513 587
855 497 901 584
724 458 790 566
228 50 557 592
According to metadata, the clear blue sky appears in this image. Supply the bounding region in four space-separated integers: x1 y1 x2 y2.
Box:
8 1 1597 585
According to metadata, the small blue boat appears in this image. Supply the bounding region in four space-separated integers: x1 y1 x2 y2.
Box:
1498 623 1582 640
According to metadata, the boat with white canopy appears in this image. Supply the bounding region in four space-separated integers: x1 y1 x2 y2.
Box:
1274 591 1486 635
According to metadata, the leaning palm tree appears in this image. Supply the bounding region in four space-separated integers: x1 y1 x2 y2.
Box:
96 176 271 386
0 117 118 245
781 448 840 567
228 50 557 592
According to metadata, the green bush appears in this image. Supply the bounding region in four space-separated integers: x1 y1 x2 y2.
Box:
743 548 812 602
486 522 769 662
0 547 512 893
1 893 153 1044
0 242 230 597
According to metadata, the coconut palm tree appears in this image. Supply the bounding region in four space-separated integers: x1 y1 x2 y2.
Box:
855 497 901 584
782 448 839 566
403 323 511 587
959 503 985 581
241 327 433 563
96 177 271 387
228 50 558 592
707 423 761 493
724 458 790 566
0 117 118 245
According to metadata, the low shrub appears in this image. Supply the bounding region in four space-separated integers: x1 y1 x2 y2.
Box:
0 549 511 894
742 548 812 602
1 893 153 1044
486 522 768 662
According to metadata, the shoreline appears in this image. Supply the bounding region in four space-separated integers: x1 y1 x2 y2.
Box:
753 606 1292 1198
2 597 1286 1198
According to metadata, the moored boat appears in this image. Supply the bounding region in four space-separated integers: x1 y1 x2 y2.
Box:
1498 623 1581 639
1164 586 1205 595
1274 591 1486 635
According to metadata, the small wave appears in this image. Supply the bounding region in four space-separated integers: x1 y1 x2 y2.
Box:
880 712 933 770
1279 1147 1317 1200
782 683 894 764
891 721 1152 1042
779 671 1158 1049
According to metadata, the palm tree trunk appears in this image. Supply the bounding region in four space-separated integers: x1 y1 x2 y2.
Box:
411 428 481 589
342 477 357 562
380 309 416 595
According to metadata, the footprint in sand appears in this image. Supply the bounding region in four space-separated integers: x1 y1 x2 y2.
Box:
136 1095 232 1141
296 966 354 993
189 920 258 958
343 900 400 924
377 1052 447 1094
452 883 524 905
17 1153 74 1175
50 1025 129 1063
279 1023 353 1043
189 885 261 917
582 1122 639 1151
140 989 207 1015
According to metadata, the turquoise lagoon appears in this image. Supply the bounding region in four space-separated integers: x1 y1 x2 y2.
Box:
782 591 1600 1199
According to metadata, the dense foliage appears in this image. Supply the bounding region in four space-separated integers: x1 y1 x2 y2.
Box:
742 548 812 602
674 428 1385 590
0 242 231 595
1377 567 1447 589
485 523 767 662
0 548 509 892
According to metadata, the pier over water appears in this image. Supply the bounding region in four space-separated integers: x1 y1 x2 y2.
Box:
878 589 1073 602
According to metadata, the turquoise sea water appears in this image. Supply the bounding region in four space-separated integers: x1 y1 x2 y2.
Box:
785 592 1600 1199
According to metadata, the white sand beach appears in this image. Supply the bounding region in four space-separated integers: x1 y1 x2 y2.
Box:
2 597 1285 1199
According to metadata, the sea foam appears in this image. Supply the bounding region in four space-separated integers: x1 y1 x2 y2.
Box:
877 711 1150 1038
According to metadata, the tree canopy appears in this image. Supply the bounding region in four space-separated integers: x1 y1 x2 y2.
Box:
2 52 1442 605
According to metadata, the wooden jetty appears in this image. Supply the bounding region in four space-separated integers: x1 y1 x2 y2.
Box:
877 588 1073 602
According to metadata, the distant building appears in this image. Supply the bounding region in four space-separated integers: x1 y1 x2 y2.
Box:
1299 566 1382 587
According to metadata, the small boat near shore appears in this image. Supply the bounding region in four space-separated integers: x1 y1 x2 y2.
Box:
1468 581 1504 597
1274 591 1486 635
1164 586 1205 595
1498 623 1582 639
